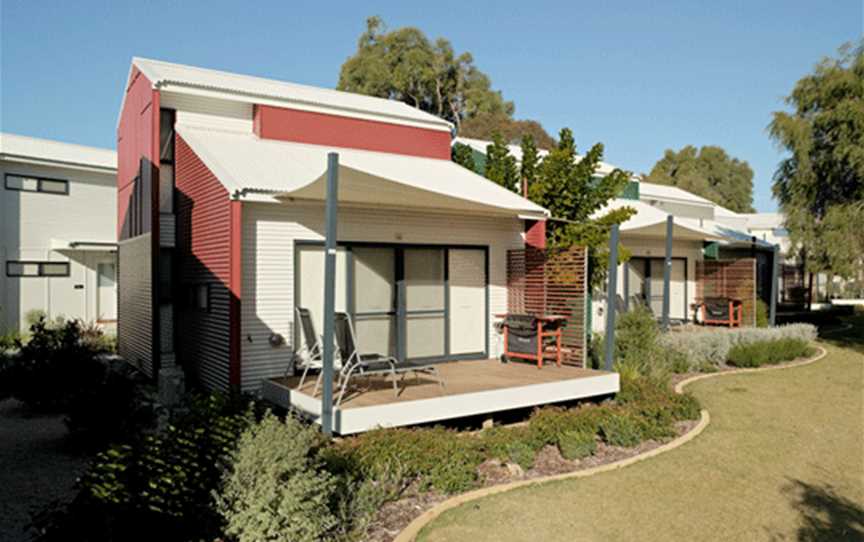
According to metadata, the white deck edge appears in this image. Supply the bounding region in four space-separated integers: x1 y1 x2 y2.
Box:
262 372 620 435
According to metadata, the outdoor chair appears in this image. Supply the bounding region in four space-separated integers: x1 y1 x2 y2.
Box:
294 307 341 393
334 312 445 407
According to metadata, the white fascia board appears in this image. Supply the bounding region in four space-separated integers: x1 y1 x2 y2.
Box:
157 83 453 133
1 154 116 174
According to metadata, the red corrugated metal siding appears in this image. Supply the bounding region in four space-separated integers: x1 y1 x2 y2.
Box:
253 104 452 159
175 135 235 391
116 66 160 377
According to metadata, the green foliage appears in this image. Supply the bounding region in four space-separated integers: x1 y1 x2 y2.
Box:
769 41 864 279
557 430 597 460
659 323 818 370
451 142 477 172
484 133 519 192
504 440 536 470
339 17 515 135
520 134 540 190
756 300 769 328
599 413 642 447
645 145 755 212
461 111 557 149
5 317 105 411
727 338 812 368
528 128 636 289
604 305 688 379
330 426 482 494
216 412 338 542
35 393 255 541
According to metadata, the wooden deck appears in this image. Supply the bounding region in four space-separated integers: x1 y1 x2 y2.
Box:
263 359 619 434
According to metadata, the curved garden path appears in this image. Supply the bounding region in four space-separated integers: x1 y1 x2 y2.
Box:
416 324 864 542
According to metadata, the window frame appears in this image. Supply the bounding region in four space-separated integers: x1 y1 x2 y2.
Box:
6 261 71 278
4 173 70 195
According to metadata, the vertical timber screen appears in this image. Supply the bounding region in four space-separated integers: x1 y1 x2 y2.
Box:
507 247 588 366
696 258 758 326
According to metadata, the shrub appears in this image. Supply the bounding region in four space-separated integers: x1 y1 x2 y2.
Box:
5 318 104 411
558 430 597 460
727 338 813 368
34 393 256 542
755 300 769 328
216 412 338 542
505 440 536 470
660 323 818 371
599 413 642 447
331 426 481 494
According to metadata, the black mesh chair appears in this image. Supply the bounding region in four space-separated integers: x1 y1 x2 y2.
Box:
334 312 444 406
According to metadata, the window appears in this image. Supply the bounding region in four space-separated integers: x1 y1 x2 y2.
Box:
6 261 70 277
188 283 210 311
772 228 789 237
5 174 69 195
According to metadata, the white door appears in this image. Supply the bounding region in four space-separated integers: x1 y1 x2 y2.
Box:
649 259 685 319
448 249 486 355
97 262 117 321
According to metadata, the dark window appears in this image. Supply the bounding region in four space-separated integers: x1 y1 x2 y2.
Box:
160 109 175 163
5 174 69 195
187 283 210 311
7 261 70 277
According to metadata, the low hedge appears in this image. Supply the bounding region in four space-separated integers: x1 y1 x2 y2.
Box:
727 338 813 368
328 375 701 494
660 323 818 371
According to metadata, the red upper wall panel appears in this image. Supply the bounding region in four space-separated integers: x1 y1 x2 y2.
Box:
253 105 451 159
117 67 160 240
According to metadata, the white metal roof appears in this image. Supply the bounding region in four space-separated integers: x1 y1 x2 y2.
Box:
131 58 452 132
453 136 619 175
0 132 116 172
638 181 716 208
176 124 548 219
737 212 784 230
594 198 722 241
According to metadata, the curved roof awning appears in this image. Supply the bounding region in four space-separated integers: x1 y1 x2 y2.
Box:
176 125 549 219
594 199 723 241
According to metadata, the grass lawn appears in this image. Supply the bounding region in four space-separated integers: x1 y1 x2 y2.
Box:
418 320 864 542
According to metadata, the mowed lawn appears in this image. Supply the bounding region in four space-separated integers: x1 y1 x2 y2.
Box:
419 323 864 542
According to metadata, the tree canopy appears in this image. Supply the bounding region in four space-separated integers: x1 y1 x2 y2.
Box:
645 145 755 213
769 41 864 279
451 142 477 173
484 134 519 193
338 17 554 144
529 129 636 288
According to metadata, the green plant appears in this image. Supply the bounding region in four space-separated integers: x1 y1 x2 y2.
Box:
505 440 536 470
216 412 337 542
558 430 597 460
34 393 256 542
755 300 769 327
600 413 642 447
727 338 813 368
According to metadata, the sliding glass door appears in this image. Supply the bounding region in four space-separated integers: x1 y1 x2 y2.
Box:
296 242 488 363
403 248 447 359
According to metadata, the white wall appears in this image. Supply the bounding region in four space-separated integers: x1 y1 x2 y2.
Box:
0 160 116 331
591 236 703 333
240 201 524 392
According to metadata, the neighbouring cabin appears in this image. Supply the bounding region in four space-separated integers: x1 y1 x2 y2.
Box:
115 57 616 433
0 133 118 333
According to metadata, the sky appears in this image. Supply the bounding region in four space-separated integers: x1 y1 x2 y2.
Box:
1 1 861 212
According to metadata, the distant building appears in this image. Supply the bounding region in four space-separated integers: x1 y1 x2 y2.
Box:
0 133 117 332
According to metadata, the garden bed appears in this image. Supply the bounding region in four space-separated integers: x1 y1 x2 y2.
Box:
363 418 700 542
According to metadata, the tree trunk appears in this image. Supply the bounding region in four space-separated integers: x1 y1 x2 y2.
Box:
806 272 814 311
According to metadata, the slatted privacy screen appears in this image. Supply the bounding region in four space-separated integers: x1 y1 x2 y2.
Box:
507 247 588 366
696 258 757 326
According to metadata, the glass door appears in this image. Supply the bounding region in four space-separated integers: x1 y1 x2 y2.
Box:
402 248 446 360
352 247 397 356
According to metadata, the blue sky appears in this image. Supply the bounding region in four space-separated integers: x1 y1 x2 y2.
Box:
1 1 860 211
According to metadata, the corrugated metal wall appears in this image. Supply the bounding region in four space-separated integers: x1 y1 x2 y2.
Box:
117 234 153 375
174 135 233 391
240 202 524 392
